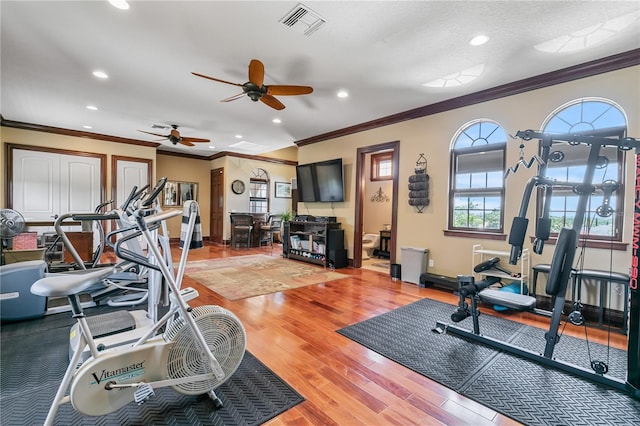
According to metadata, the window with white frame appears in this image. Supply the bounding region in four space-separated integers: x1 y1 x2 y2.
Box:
449 120 506 232
371 151 393 181
249 168 269 213
539 98 626 241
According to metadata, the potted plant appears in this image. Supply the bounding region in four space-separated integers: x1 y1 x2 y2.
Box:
280 210 292 223
279 210 293 256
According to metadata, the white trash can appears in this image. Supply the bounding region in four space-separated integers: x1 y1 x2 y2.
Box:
400 247 429 285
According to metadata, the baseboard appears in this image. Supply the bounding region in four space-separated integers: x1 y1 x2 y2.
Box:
534 294 625 330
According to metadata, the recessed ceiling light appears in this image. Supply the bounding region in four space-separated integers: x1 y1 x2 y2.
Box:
469 35 489 46
235 134 242 139
272 118 281 124
86 105 98 110
208 145 216 149
92 70 108 79
82 125 92 129
109 0 130 10
337 90 349 98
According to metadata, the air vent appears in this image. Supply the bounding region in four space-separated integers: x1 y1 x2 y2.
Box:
279 3 325 36
151 124 170 129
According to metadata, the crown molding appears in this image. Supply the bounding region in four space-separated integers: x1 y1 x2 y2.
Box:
296 48 640 146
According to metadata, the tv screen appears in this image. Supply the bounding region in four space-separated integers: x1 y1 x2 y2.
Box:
295 158 344 203
315 159 344 202
295 164 317 202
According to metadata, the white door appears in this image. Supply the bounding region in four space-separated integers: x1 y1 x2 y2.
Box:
114 158 151 250
12 149 101 220
115 159 150 209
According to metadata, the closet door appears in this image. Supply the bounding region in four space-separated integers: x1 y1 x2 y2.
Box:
12 148 102 220
12 150 60 220
60 155 101 213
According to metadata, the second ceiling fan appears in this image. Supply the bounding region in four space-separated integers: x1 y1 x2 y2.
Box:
138 125 210 147
192 59 313 110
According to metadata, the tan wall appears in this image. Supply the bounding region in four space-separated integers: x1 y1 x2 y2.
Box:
0 127 157 209
3 66 638 309
218 155 296 241
156 153 213 240
297 66 640 308
259 145 298 162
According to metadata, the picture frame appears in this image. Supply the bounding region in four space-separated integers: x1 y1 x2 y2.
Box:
274 181 291 198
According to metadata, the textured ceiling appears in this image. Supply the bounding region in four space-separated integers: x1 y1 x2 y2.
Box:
1 1 639 157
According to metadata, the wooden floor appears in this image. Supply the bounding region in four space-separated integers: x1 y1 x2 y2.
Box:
173 242 627 426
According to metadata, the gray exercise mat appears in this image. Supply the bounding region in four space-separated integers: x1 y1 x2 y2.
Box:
1 307 303 425
337 298 639 426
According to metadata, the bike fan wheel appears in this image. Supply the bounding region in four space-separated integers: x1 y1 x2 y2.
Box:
164 305 246 395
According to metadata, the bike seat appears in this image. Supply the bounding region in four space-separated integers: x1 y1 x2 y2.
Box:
31 267 116 298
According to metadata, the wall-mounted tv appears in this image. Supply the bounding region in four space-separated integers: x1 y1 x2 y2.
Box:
295 158 345 203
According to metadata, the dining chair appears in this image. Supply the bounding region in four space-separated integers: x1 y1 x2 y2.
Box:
259 215 282 249
230 214 254 248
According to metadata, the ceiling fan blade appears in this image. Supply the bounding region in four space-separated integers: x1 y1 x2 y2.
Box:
220 92 246 102
191 72 243 87
248 59 264 87
260 94 285 110
180 140 195 147
138 130 169 138
267 85 314 96
181 137 210 143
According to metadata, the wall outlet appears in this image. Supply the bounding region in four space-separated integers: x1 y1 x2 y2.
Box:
428 259 434 268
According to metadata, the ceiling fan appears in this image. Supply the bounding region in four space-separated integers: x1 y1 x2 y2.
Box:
138 125 210 147
192 59 313 110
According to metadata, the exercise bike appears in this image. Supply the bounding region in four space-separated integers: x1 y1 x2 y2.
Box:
31 183 247 425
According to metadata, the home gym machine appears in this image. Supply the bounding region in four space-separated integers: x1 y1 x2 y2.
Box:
435 129 639 399
31 178 246 425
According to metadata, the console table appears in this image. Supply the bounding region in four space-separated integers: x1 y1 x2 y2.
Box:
284 221 347 268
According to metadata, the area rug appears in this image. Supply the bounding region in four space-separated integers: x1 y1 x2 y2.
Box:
337 298 639 426
1 305 304 426
185 254 349 300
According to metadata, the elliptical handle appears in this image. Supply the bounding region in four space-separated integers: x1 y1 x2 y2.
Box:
141 177 167 207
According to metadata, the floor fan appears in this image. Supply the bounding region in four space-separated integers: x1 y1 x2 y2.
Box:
0 208 26 265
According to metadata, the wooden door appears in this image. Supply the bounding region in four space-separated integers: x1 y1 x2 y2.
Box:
210 168 224 243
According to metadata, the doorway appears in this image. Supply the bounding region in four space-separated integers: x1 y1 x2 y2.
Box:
354 141 399 269
210 167 224 243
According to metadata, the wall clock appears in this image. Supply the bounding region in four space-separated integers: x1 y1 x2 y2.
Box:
231 179 245 194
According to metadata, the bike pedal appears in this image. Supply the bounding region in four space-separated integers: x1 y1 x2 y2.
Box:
134 383 154 404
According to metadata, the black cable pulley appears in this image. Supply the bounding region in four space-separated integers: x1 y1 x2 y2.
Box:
568 310 584 326
591 360 608 375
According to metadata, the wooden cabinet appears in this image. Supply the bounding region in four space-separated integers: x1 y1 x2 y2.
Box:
64 232 93 263
284 221 346 268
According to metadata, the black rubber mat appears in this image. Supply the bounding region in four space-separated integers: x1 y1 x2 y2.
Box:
1 308 303 425
337 298 639 426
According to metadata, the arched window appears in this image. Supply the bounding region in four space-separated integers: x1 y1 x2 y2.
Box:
449 120 506 232
249 168 269 213
540 98 627 241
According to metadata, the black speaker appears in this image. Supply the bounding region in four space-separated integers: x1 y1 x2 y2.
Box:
282 222 290 257
316 216 337 223
327 229 347 269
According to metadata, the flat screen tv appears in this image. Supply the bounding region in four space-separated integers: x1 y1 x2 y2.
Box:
295 158 344 203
